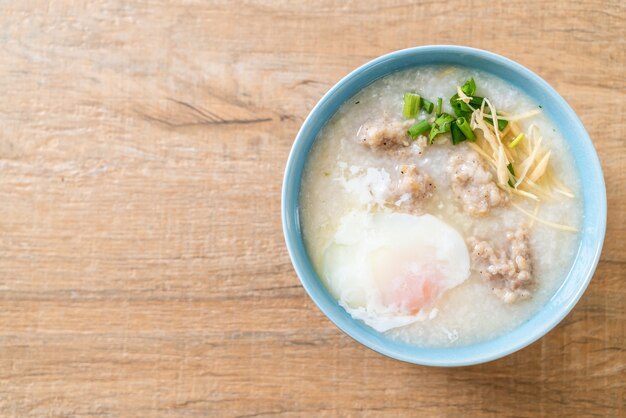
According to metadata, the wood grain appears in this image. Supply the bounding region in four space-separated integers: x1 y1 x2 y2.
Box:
0 1 624 417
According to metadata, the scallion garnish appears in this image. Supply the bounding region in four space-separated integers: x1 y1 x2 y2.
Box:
461 78 476 96
456 117 476 141
451 95 484 118
484 115 508 131
403 93 421 119
508 133 524 149
450 94 472 117
422 98 435 113
450 123 465 145
469 96 484 107
507 163 516 187
429 113 456 143
421 98 434 113
397 78 534 153
407 120 431 139
507 163 515 175
497 118 508 131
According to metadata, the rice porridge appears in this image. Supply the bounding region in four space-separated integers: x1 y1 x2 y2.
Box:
299 65 582 347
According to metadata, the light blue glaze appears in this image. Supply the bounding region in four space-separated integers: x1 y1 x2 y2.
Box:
281 46 606 367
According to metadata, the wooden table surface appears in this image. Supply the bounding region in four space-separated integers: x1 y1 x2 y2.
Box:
1 1 624 417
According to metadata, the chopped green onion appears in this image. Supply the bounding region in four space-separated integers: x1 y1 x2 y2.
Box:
403 93 421 119
507 163 515 175
407 120 431 139
508 133 524 149
469 96 484 107
451 94 484 117
451 123 465 145
450 94 472 117
461 78 476 96
456 117 476 141
435 97 443 116
429 113 456 143
484 115 508 131
507 163 516 187
421 98 434 113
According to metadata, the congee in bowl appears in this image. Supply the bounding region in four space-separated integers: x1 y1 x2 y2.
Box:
299 65 582 347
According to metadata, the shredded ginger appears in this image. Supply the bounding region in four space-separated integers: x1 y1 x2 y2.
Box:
464 92 577 232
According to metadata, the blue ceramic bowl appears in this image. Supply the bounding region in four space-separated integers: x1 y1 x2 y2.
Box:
281 46 606 366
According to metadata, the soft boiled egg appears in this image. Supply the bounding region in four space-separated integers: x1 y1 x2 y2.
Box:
322 210 470 332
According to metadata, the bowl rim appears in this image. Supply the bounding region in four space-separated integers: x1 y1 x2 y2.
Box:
281 45 607 366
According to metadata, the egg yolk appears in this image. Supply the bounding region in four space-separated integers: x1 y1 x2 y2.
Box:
378 263 444 314
372 249 446 315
